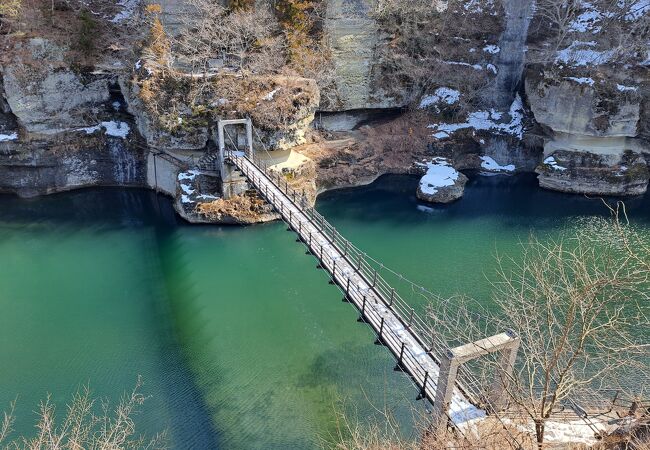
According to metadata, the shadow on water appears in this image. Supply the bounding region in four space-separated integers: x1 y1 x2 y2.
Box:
316 173 650 228
0 187 220 448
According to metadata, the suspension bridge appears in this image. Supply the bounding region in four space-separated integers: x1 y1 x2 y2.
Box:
213 119 521 430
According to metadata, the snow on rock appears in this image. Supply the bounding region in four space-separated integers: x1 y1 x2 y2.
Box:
486 64 497 74
79 121 130 139
262 89 279 101
111 0 139 23
0 132 18 142
180 183 195 195
570 2 603 33
443 60 484 71
620 0 650 20
556 41 614 66
102 121 130 138
181 195 193 204
463 0 495 13
483 45 500 54
544 156 568 171
565 76 595 86
419 87 461 110
617 84 639 92
480 156 515 172
417 158 459 195
134 59 142 70
178 170 201 181
428 94 525 140
415 158 468 203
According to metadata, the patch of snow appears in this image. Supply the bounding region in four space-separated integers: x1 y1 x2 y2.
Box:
443 60 484 70
619 0 650 20
617 84 638 92
486 64 497 74
80 124 102 134
463 0 495 13
556 41 614 66
417 158 460 195
181 195 194 204
78 121 130 139
544 156 568 171
0 132 19 142
196 194 219 201
480 156 515 172
419 87 461 109
180 183 195 195
262 89 279 101
102 121 130 138
178 170 201 181
134 59 142 70
570 4 603 33
210 98 228 107
565 76 595 86
111 0 139 23
112 101 121 111
483 45 500 54
428 94 525 140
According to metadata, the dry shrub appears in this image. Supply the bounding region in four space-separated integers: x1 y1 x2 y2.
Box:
0 0 21 18
142 4 171 70
0 378 166 449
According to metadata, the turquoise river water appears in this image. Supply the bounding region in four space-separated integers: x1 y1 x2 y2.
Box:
0 173 648 449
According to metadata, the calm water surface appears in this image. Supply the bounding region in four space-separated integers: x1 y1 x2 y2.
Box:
0 173 648 449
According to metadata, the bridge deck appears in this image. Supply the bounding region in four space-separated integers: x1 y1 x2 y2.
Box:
229 152 484 424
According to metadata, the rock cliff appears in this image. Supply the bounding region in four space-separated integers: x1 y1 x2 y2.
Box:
0 0 648 218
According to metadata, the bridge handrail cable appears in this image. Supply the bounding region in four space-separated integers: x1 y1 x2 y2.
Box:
224 145 487 404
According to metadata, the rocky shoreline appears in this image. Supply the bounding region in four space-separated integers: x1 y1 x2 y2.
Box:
0 0 648 223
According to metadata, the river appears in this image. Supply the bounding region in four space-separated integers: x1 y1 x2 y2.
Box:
0 173 648 449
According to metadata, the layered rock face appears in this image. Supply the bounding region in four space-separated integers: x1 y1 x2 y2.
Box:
3 39 111 135
527 67 649 195
324 0 404 110
0 37 146 197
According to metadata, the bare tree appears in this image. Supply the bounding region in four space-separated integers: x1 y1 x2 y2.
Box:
488 214 650 447
174 0 285 76
0 378 166 449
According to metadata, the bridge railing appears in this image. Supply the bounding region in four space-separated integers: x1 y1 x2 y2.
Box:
225 148 488 406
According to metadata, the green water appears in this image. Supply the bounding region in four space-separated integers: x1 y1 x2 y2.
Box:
0 174 648 449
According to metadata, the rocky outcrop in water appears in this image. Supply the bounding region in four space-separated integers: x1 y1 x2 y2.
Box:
526 66 649 195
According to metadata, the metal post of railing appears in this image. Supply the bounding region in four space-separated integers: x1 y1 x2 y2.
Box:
395 342 405 371
389 288 395 306
330 259 337 284
418 371 429 400
372 270 378 287
343 241 348 256
375 317 385 345
360 296 367 318
408 308 414 327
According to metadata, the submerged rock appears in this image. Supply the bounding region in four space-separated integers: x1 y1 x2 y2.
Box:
416 158 468 203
